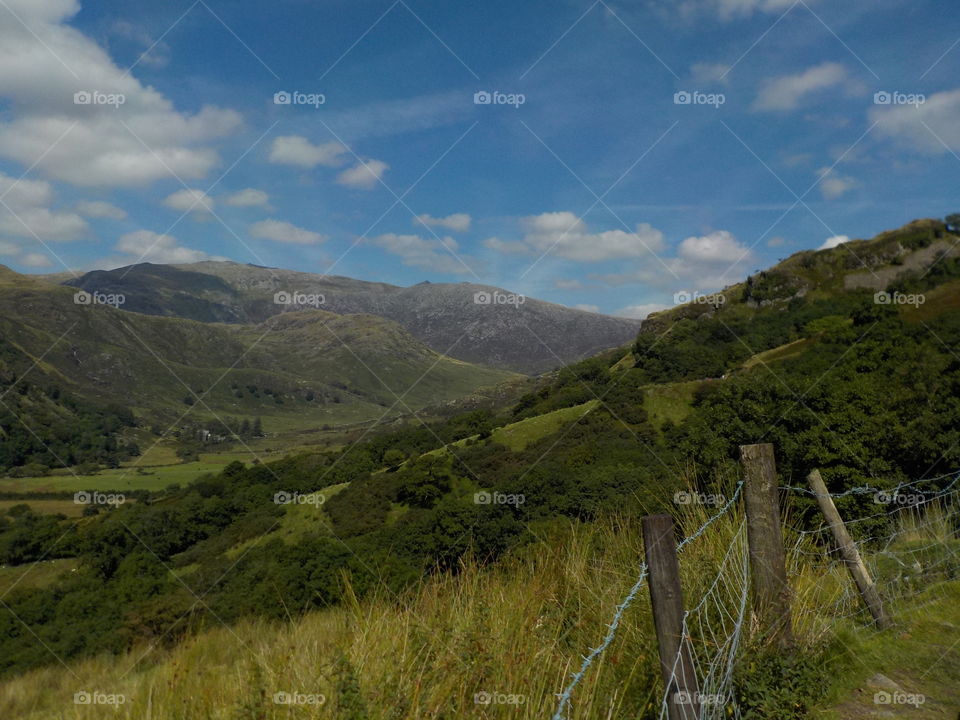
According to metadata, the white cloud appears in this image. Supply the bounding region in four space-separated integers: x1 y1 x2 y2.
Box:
414 213 471 232
371 233 473 275
594 230 753 293
678 230 747 263
268 136 346 168
249 219 327 245
20 252 53 267
337 159 389 190
689 62 731 85
819 234 850 250
555 278 584 290
115 230 219 264
673 0 802 20
482 237 528 254
0 239 20 255
223 188 271 208
76 200 126 219
163 188 214 213
108 20 170 68
816 167 856 199
484 212 666 262
870 88 960 154
572 303 600 313
0 172 87 240
752 62 852 112
614 303 668 320
0 0 241 187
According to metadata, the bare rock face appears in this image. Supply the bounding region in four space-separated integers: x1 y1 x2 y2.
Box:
60 262 642 375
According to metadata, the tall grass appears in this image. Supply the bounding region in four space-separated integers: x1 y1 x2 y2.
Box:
0 494 953 719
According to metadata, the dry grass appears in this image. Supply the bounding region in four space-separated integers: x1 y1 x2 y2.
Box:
0 493 952 719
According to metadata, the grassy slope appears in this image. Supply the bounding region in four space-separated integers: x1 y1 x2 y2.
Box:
1 502 956 719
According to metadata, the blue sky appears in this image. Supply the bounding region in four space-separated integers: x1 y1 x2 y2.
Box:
0 0 958 317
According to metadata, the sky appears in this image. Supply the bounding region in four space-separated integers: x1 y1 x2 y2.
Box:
0 0 958 318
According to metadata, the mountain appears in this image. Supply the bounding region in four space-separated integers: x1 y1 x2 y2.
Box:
4 218 960 711
48 262 642 374
0 266 517 441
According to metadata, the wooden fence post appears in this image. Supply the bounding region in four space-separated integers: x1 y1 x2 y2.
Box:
807 469 893 629
643 514 700 720
740 443 795 649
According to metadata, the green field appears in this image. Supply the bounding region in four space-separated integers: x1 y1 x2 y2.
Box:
643 380 702 430
490 400 599 451
0 558 79 596
0 450 282 494
0 499 86 517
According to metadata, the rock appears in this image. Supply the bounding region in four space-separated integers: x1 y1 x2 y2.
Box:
866 673 902 691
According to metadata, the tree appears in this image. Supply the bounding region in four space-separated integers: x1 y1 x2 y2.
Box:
946 213 960 232
252 417 263 437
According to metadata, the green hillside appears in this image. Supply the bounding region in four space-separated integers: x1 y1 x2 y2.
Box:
2 219 960 717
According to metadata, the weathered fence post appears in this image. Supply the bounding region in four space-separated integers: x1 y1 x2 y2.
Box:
807 469 893 629
740 443 795 649
642 514 700 720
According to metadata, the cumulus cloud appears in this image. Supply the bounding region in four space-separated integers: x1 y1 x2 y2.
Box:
555 278 585 290
163 189 214 214
268 136 346 168
371 233 473 275
614 303 668 320
414 213 471 232
223 188 271 208
816 167 856 199
249 219 327 245
678 230 747 263
76 200 126 219
594 230 753 293
337 159 389 190
689 62 731 85
0 0 241 187
115 230 220 264
0 172 87 240
483 212 666 262
870 88 960 154
752 62 855 111
20 252 54 267
819 234 850 249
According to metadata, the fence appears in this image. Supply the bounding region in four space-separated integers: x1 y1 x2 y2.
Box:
552 443 960 720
